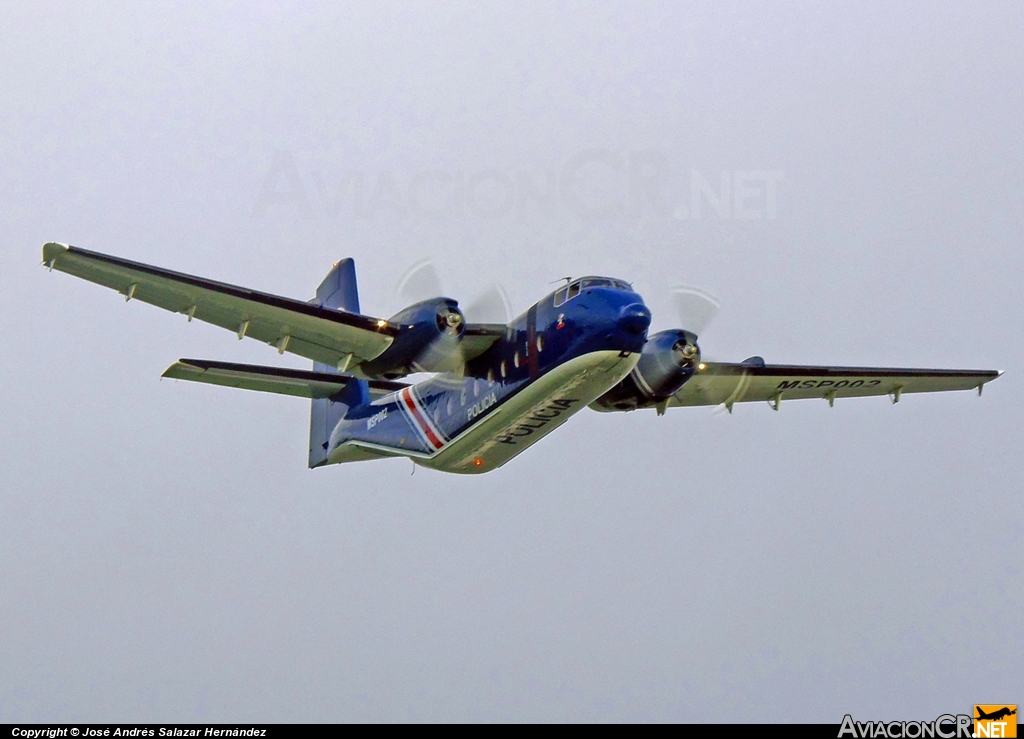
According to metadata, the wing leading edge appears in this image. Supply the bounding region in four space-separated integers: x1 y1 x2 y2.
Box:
42 243 398 374
670 361 1001 411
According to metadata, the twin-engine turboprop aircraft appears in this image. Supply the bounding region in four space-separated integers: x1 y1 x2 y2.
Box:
41 243 1001 475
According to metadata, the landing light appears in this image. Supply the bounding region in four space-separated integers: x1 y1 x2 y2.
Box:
698 362 706 371
474 458 483 467
377 319 388 329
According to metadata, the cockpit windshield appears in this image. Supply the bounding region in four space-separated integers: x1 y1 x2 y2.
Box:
553 276 632 307
579 277 631 290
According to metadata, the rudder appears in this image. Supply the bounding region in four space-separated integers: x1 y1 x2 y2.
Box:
309 259 370 468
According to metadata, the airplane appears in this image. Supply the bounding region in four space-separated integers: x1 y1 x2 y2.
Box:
41 242 1002 475
976 707 1016 722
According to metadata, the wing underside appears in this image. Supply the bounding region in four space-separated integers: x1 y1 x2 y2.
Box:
162 359 408 400
43 243 398 374
670 362 1001 409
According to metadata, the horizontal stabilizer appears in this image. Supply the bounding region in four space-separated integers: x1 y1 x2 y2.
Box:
162 359 407 400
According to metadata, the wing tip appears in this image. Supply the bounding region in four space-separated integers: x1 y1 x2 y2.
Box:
161 359 201 379
41 242 70 265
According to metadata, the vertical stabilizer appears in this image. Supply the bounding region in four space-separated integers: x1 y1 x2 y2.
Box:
309 259 369 468
314 258 361 313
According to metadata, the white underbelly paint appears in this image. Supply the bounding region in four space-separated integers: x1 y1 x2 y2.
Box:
418 349 639 474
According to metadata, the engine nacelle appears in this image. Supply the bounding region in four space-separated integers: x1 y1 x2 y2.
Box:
361 298 465 379
590 329 700 411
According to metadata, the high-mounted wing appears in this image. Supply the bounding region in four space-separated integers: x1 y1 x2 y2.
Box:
457 325 506 367
42 243 398 374
670 361 1001 411
162 359 408 400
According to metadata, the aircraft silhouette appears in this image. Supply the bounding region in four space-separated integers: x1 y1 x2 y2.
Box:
977 707 1017 722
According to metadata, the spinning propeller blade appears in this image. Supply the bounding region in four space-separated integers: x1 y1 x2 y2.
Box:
396 259 513 375
397 259 512 324
397 259 446 305
670 285 720 338
669 285 733 413
464 284 512 324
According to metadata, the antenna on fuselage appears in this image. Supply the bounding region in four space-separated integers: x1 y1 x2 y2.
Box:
550 276 572 285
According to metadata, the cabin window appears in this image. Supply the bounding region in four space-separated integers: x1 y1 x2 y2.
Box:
567 281 581 300
553 287 568 307
487 368 494 383
500 360 507 378
447 396 455 415
536 334 543 352
433 407 442 425
473 380 480 398
514 351 520 368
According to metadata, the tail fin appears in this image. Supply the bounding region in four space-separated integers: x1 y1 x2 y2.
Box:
309 259 370 468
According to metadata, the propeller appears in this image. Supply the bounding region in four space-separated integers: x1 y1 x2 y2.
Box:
670 285 720 338
412 313 465 374
397 259 512 325
665 283 721 370
396 259 513 376
667 285 747 415
397 258 444 305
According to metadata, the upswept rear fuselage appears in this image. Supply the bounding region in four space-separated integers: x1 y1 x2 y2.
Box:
326 280 651 473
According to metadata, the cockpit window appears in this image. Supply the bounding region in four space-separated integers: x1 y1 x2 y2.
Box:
554 280 582 307
553 277 631 307
580 277 632 290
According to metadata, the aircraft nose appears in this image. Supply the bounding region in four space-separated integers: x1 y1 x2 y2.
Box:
618 303 651 335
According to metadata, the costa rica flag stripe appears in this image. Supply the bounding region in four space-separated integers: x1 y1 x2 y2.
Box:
399 387 445 451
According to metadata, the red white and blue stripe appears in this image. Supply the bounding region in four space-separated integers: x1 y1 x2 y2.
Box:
397 386 448 453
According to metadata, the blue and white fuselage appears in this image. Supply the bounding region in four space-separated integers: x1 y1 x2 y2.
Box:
327 279 651 474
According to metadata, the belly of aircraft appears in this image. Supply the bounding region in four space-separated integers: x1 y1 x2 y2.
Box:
419 349 638 474
326 349 638 473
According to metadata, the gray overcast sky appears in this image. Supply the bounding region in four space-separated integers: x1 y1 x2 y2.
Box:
1 0 1021 722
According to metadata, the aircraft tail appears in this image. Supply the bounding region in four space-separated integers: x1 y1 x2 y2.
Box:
309 258 369 468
